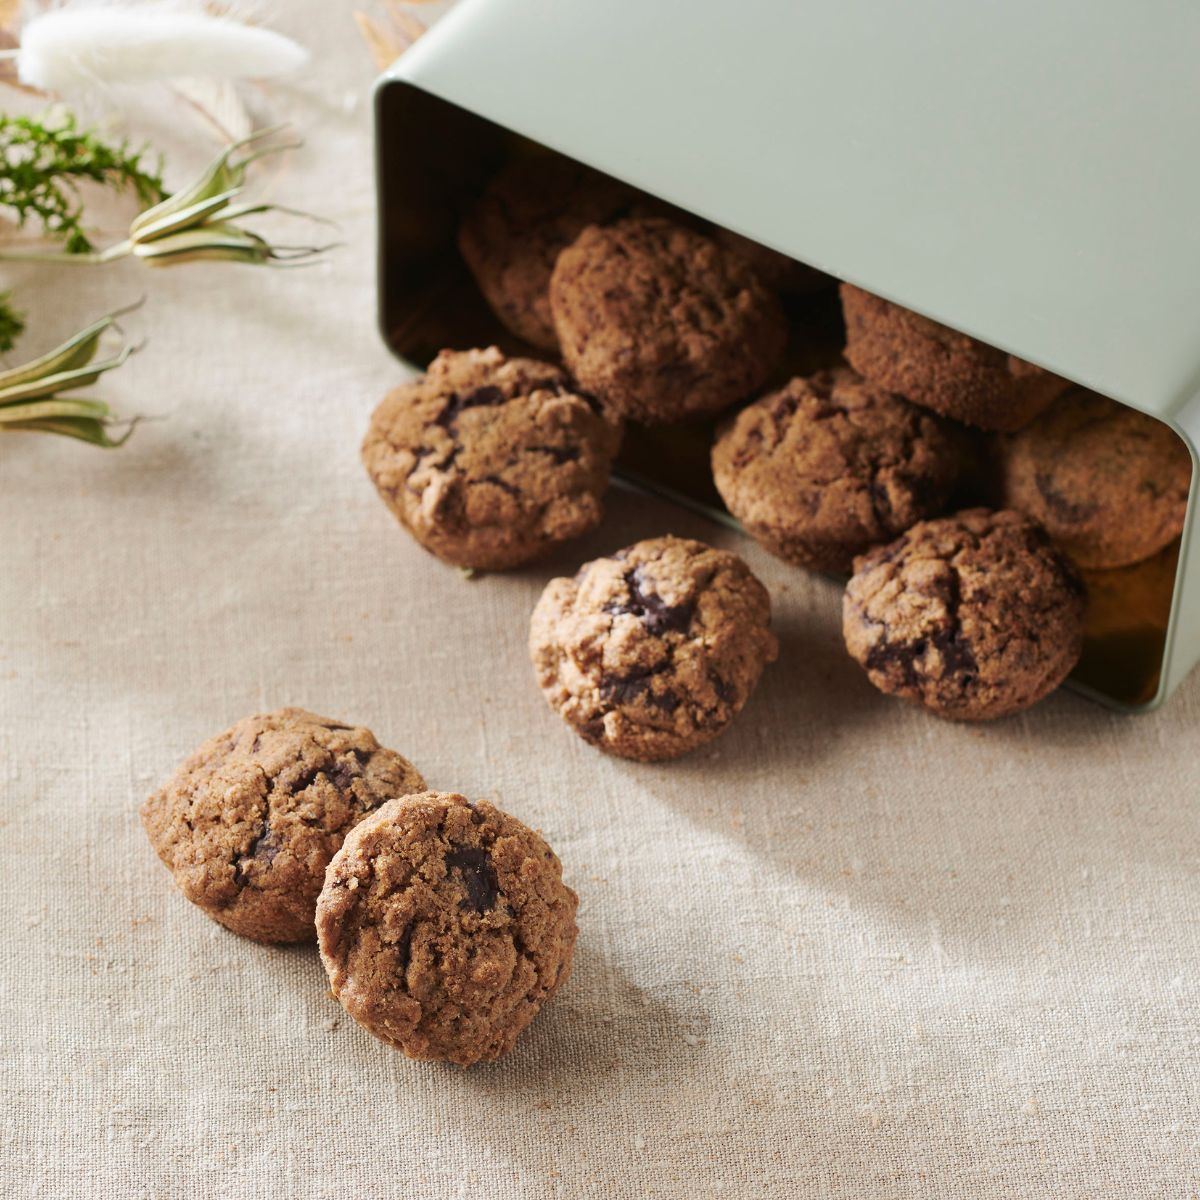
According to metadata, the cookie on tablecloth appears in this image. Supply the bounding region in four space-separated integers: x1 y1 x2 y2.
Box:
316 791 578 1065
141 708 426 943
529 535 778 760
362 347 622 570
843 509 1085 719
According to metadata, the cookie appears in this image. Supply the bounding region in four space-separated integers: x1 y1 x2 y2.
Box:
840 283 1068 431
362 347 622 571
550 217 788 425
316 791 578 1066
997 388 1191 569
712 367 966 574
713 228 828 295
529 535 778 760
458 156 645 351
843 509 1085 720
141 709 425 943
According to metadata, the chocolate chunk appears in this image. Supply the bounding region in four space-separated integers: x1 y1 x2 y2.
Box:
477 474 520 497
865 635 924 689
579 718 607 744
330 760 361 792
288 765 323 794
601 677 648 706
444 847 500 913
929 628 978 683
574 389 605 416
710 673 737 706
599 663 680 713
604 567 694 636
810 402 851 421
1035 471 1098 524
234 822 279 885
435 385 508 430
868 479 893 525
394 923 413 977
530 444 581 466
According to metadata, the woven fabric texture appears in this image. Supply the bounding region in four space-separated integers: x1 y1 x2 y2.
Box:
1 5 1197 1197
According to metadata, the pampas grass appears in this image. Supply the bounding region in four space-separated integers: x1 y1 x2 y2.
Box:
15 3 308 93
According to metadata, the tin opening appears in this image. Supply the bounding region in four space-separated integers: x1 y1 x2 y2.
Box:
377 82 1187 710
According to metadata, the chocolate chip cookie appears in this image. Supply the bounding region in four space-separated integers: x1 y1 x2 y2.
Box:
550 217 788 425
458 156 646 351
712 367 967 574
316 791 578 1066
362 347 622 571
141 709 426 943
713 228 828 295
529 535 778 760
843 509 1085 720
997 388 1192 569
841 283 1068 431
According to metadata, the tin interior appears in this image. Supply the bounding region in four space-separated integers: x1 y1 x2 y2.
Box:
377 82 1182 710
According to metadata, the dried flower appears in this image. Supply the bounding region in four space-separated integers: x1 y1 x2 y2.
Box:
1 126 335 267
0 306 139 446
13 6 307 94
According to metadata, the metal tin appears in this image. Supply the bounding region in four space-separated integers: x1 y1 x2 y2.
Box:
374 0 1198 710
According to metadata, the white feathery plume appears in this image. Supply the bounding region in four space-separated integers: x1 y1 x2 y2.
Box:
14 5 308 93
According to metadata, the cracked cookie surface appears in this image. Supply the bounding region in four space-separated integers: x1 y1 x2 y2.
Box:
998 388 1192 569
841 284 1068 431
843 508 1085 720
529 535 778 761
458 156 647 351
316 791 578 1066
712 367 967 574
141 708 425 943
550 217 787 425
362 347 622 570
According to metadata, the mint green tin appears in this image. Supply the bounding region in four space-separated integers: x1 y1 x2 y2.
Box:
372 0 1199 711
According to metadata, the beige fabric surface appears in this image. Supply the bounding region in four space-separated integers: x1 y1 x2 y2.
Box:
2 7 1199 1198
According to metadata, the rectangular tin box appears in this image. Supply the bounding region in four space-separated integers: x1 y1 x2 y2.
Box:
372 0 1199 712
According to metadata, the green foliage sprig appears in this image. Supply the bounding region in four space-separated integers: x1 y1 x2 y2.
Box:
0 113 166 253
1 115 333 447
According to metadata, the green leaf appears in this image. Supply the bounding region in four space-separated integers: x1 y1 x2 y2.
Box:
0 397 112 423
129 188 241 244
0 314 113 391
0 347 132 406
0 310 139 447
128 125 286 237
0 415 136 447
131 225 271 266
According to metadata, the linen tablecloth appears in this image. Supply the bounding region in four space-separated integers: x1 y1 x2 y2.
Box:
1 5 1197 1197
